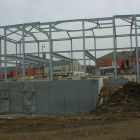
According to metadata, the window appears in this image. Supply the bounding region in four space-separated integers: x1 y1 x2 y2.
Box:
100 61 104 65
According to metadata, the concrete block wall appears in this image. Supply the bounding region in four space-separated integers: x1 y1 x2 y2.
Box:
0 79 102 115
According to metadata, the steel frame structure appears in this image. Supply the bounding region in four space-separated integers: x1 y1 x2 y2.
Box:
0 14 140 81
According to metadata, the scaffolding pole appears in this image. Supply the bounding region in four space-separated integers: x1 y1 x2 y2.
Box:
134 16 140 82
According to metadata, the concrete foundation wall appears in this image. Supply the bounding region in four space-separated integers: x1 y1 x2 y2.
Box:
0 79 102 115
103 78 128 87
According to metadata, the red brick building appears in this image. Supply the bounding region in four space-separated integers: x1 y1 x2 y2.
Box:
96 51 138 75
0 67 44 79
11 67 44 78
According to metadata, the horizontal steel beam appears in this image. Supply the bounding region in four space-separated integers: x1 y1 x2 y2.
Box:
85 51 96 61
7 56 39 64
0 22 40 29
22 33 140 44
0 60 20 65
0 55 43 64
7 47 136 56
0 14 139 30
25 54 50 63
52 53 72 62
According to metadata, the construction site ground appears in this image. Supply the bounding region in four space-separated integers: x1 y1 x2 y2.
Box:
0 111 139 140
0 81 140 140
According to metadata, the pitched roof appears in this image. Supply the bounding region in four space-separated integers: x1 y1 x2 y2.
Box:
98 51 132 60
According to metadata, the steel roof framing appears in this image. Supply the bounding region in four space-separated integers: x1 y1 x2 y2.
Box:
0 14 140 81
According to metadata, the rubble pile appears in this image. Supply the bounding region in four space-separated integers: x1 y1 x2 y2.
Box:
92 82 140 114
108 82 140 106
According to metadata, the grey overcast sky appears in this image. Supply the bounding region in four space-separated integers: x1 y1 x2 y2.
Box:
0 0 140 26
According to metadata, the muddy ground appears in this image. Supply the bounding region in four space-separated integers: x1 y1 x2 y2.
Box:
0 111 140 140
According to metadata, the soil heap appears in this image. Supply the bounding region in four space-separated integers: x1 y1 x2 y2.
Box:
92 81 140 114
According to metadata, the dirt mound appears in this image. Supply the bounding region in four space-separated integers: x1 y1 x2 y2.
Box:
91 82 140 114
123 81 140 97
109 82 140 105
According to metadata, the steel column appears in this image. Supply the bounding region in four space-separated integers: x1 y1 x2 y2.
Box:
82 20 86 76
0 38 1 79
37 42 40 57
19 42 21 58
4 28 7 80
130 35 133 55
134 16 140 82
16 43 18 78
49 24 53 80
37 42 40 78
94 37 97 75
113 17 118 78
70 39 73 75
19 42 22 76
22 25 26 80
